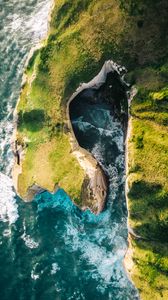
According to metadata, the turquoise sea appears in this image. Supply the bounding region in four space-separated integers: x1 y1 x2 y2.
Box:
0 1 139 299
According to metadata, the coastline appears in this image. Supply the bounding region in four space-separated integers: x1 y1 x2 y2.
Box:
124 116 138 287
11 1 168 298
124 80 168 299
124 86 138 287
12 1 109 214
12 0 55 199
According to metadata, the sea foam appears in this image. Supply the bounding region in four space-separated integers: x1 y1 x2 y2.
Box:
0 172 19 224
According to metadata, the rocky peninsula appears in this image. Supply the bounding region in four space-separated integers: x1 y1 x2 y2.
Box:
13 0 168 299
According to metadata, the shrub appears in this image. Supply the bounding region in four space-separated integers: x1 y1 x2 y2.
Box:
135 134 144 149
18 109 45 132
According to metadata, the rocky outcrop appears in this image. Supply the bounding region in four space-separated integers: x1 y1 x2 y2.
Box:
72 147 107 214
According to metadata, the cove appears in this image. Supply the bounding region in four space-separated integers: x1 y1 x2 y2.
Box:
69 67 128 189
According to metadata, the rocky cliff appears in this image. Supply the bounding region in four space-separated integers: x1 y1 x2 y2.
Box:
13 1 168 298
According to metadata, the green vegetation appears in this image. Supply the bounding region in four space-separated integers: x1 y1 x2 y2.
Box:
17 49 85 199
128 121 168 240
130 239 168 300
131 84 168 126
16 0 168 297
127 69 168 298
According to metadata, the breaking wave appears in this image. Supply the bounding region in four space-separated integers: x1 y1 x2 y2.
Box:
0 173 18 224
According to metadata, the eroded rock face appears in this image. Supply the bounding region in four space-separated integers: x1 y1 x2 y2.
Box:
25 184 46 201
81 165 107 214
71 144 108 214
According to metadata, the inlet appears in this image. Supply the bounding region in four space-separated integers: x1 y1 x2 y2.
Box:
69 62 129 211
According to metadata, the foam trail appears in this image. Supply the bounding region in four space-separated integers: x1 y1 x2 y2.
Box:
0 0 53 226
0 172 18 224
0 0 52 175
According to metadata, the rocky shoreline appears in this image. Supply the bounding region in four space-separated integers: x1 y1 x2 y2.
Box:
12 0 54 200
67 60 129 213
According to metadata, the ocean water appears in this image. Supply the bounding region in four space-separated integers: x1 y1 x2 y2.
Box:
0 1 139 299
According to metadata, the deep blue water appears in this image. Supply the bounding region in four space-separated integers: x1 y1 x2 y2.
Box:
0 1 139 299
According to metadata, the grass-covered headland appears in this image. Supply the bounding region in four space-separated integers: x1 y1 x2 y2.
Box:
14 0 168 298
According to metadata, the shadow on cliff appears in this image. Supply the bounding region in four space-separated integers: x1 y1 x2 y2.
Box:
128 180 168 242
